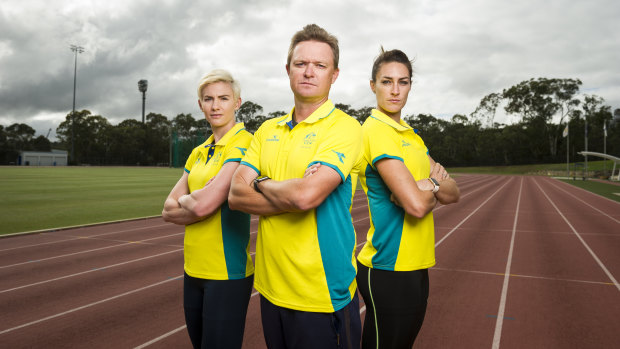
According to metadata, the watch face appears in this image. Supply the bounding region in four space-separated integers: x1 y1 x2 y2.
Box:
430 178 440 186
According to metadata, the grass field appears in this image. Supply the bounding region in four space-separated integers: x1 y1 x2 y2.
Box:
0 167 182 235
558 179 620 202
1 162 618 235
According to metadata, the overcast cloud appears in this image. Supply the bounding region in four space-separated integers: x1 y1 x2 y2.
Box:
1 0 619 140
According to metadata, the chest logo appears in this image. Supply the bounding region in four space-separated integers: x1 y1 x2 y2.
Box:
304 132 317 145
211 152 222 164
402 140 411 147
332 150 346 163
267 135 280 142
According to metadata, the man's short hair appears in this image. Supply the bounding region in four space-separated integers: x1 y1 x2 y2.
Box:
197 69 241 101
287 24 339 69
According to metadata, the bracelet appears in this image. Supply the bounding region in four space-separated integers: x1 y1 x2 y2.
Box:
253 176 270 193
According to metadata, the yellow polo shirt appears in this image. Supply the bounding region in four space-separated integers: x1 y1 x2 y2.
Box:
184 122 254 280
357 109 436 271
241 100 362 312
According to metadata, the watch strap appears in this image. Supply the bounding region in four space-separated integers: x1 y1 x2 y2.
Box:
428 177 440 193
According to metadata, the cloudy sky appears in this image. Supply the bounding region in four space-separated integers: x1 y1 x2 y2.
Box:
1 0 619 140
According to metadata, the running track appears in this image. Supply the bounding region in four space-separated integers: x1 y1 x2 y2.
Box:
1 175 619 348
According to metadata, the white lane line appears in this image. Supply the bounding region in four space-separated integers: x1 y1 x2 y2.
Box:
134 289 262 348
431 267 616 286
58 223 173 239
435 178 512 247
492 177 523 349
133 325 187 349
546 179 620 224
0 223 174 252
0 233 183 269
0 238 81 253
0 275 183 335
0 249 183 294
534 179 620 293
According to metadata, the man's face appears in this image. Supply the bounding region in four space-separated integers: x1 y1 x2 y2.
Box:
286 40 339 103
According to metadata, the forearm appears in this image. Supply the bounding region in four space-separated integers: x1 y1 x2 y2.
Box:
434 178 460 204
228 176 283 216
178 191 218 218
259 178 307 212
162 198 202 225
257 164 343 212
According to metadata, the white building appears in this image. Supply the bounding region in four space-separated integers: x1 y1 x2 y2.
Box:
18 149 68 166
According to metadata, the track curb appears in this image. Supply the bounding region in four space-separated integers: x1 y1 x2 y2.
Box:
0 215 163 238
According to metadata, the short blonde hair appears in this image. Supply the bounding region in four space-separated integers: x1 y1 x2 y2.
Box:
197 69 241 100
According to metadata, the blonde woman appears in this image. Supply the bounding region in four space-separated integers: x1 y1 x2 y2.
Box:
163 69 253 349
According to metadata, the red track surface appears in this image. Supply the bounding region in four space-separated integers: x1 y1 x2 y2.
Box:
1 175 619 348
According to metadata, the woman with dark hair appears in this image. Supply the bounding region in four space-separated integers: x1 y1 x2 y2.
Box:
356 49 460 348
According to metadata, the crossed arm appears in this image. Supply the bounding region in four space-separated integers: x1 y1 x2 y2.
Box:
427 156 460 205
380 156 460 218
377 158 438 218
228 163 342 215
162 162 241 225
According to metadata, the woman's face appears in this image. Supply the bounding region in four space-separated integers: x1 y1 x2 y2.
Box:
371 62 411 118
198 81 240 129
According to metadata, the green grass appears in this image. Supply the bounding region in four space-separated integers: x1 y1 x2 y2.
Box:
0 167 183 235
558 179 620 203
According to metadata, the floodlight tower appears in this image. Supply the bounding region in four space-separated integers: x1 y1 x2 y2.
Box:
585 113 588 178
138 80 148 123
70 44 84 163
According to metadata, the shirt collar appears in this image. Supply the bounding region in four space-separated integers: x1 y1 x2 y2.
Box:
369 109 413 132
277 100 337 127
200 122 246 149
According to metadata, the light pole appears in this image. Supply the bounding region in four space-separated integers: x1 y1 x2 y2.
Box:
70 44 84 163
138 80 148 123
604 119 607 177
584 113 588 179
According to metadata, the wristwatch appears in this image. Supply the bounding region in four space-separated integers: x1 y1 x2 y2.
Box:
428 178 440 193
253 176 270 193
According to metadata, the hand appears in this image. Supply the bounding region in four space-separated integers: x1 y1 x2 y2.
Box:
164 197 180 210
178 194 191 207
304 163 321 178
430 162 449 181
416 179 434 191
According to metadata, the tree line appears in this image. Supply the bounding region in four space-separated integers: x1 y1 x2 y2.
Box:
1 77 618 167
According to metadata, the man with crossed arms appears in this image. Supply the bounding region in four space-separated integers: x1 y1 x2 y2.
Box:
229 24 362 349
